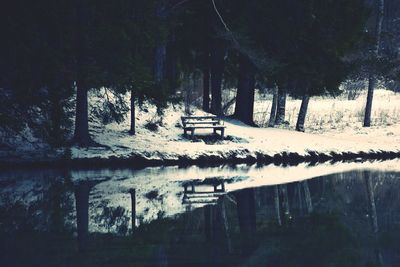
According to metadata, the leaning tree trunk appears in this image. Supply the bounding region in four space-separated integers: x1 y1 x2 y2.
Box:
296 94 310 132
364 76 377 127
129 90 135 135
275 87 287 125
364 171 384 267
210 40 225 116
364 0 385 127
73 0 91 146
234 55 256 125
268 87 278 127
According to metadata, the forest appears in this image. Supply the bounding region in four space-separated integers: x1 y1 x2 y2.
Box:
0 0 400 163
2 2 400 266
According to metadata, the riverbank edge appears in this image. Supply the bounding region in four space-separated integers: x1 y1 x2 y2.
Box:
1 148 400 170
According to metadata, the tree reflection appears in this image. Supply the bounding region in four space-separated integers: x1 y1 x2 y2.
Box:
235 188 256 255
1 170 400 266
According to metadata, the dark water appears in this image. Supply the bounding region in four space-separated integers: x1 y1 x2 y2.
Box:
1 164 400 267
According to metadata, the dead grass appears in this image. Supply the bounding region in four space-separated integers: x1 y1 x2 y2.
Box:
252 89 400 135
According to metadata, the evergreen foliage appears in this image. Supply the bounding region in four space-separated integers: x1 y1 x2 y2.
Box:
1 0 397 145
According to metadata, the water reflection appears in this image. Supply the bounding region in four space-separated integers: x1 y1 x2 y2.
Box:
1 163 400 266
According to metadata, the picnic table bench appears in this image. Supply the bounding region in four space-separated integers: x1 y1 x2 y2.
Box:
181 115 226 140
182 178 226 204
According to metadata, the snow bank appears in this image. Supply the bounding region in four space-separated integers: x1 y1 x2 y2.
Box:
67 89 400 167
1 88 399 167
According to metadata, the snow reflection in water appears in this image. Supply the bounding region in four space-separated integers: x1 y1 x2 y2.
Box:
0 159 400 266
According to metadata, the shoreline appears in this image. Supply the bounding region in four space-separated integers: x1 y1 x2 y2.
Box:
1 148 399 170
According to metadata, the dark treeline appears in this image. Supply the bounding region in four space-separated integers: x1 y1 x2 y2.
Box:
1 0 400 147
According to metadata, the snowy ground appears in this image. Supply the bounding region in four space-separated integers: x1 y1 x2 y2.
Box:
70 88 400 163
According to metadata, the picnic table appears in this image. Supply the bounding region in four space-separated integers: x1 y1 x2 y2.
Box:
181 115 226 140
182 178 226 204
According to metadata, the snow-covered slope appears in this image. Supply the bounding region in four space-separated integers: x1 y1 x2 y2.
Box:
1 88 399 165
70 89 400 164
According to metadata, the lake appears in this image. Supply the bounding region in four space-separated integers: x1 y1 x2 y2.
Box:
1 160 400 266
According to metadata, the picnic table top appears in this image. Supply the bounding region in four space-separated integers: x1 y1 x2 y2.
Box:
181 115 220 120
182 177 225 186
184 120 221 124
183 125 226 129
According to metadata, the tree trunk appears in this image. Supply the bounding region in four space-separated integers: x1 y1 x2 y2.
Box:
153 246 168 267
48 179 65 233
296 94 310 132
268 87 278 127
275 88 287 125
204 205 213 241
210 40 225 116
155 45 166 83
235 188 256 255
274 185 282 226
74 182 92 252
364 171 384 267
74 85 90 145
234 55 256 125
217 197 232 254
48 88 64 146
73 0 91 146
154 2 167 84
364 0 385 127
302 181 313 213
73 180 107 251
129 189 136 231
365 173 379 234
280 184 291 223
166 32 178 90
183 73 193 115
203 60 211 112
129 90 135 135
209 197 232 266
364 76 376 127
296 183 304 215
255 188 261 208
